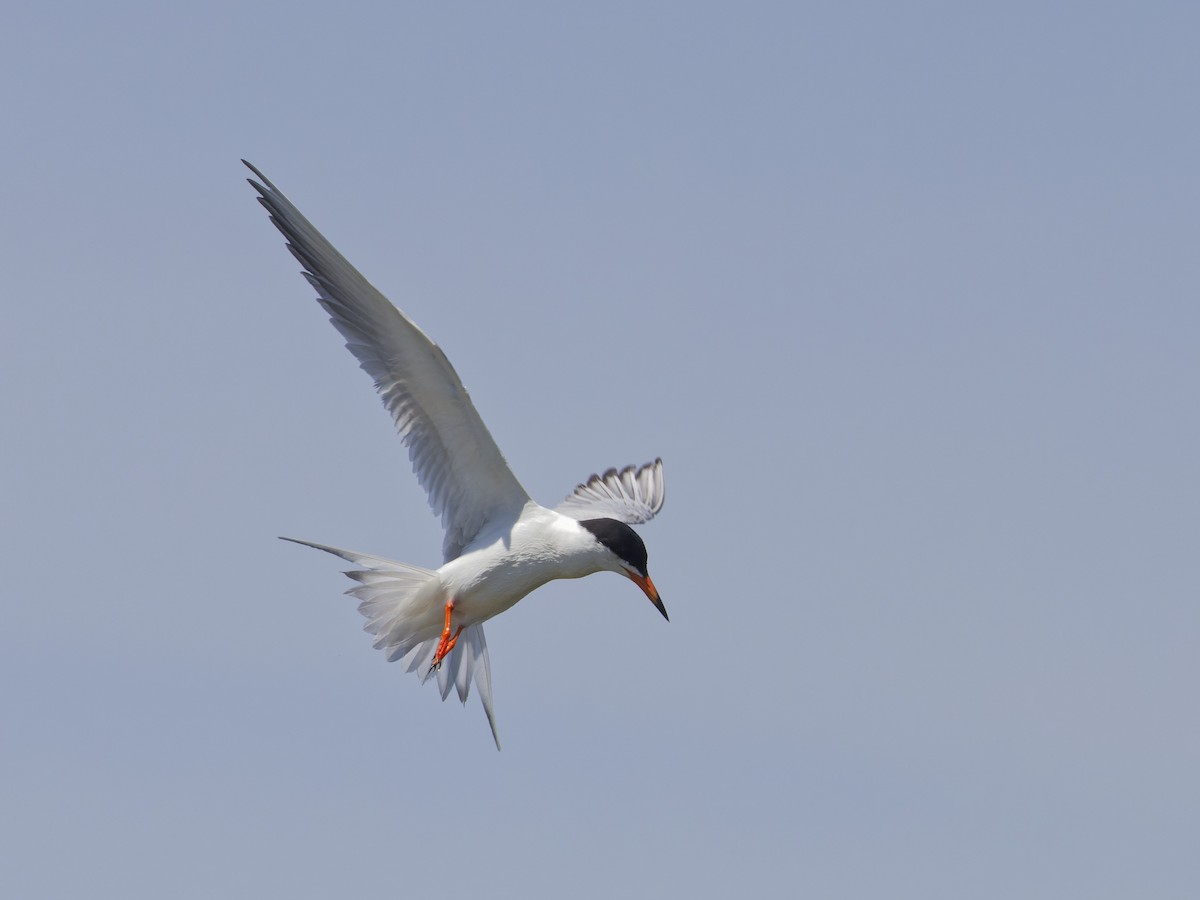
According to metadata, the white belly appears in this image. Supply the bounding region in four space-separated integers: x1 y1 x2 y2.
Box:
435 507 604 625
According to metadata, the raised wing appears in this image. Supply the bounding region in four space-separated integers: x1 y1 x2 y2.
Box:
555 459 665 524
247 161 531 560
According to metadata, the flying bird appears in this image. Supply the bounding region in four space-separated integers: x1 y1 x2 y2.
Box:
245 161 667 748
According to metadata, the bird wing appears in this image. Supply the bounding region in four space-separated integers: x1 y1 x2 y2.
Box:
247 162 531 561
554 459 665 524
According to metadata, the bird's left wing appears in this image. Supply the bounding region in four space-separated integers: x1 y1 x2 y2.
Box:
246 162 531 560
555 459 665 524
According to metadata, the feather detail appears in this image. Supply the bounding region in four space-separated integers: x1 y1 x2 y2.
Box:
280 537 501 749
555 459 665 524
247 161 530 562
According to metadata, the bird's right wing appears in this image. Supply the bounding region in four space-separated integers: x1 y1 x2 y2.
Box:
247 162 531 560
555 459 665 524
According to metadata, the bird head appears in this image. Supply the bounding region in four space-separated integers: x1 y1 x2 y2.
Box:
578 518 667 621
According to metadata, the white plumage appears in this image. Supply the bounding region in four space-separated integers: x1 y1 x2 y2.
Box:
247 162 667 748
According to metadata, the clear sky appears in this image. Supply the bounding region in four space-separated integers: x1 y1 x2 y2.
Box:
3 2 1198 897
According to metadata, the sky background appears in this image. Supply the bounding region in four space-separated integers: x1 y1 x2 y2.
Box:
3 2 1198 897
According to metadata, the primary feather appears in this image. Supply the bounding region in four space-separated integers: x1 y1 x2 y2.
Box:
556 459 666 524
245 161 530 562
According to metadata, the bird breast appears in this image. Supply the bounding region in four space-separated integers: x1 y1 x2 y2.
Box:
435 509 606 623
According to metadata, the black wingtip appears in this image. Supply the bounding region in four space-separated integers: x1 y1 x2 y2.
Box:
242 159 273 190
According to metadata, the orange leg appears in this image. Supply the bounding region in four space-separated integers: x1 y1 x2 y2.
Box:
429 599 464 674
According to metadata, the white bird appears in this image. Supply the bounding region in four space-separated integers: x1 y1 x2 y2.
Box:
245 161 667 748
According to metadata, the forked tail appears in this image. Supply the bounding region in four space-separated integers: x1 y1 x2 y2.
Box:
281 537 500 749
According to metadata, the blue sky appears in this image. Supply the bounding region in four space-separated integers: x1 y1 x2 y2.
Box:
3 2 1198 897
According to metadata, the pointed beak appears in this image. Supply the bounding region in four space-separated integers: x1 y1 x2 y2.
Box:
628 571 668 622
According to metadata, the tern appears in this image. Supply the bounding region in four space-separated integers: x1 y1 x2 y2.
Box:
245 161 667 748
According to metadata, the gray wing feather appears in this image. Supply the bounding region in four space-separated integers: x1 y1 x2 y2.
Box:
247 162 530 560
555 459 665 524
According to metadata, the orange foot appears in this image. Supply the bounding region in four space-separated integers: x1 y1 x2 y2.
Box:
429 599 463 674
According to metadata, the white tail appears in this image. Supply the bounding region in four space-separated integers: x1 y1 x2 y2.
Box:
282 537 500 748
